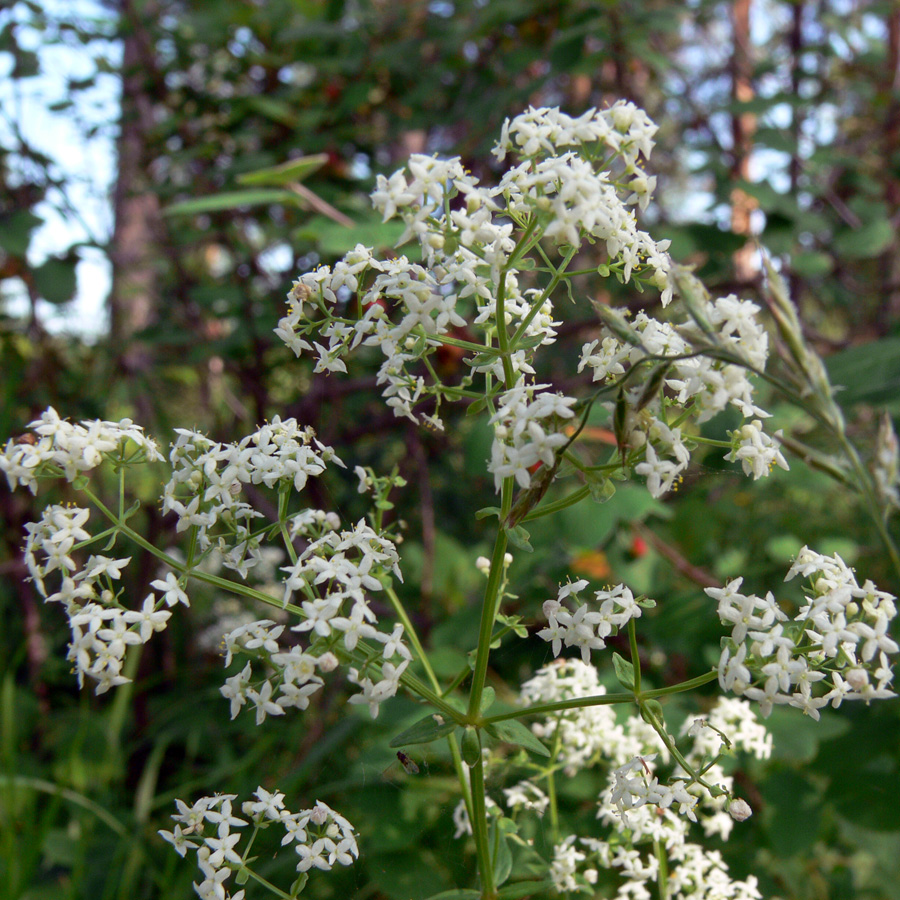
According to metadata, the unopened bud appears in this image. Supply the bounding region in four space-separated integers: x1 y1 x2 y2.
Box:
728 798 752 821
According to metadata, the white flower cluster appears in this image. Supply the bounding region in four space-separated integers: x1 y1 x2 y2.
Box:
502 780 550 817
708 548 898 719
0 406 162 493
608 754 700 824
727 419 789 480
275 105 677 469
218 519 409 721
578 295 779 498
494 102 661 215
549 698 770 897
162 417 342 577
488 382 577 490
678 699 772 841
551 825 763 900
520 659 669 776
23 504 177 694
220 623 332 724
538 581 645 663
159 789 358 899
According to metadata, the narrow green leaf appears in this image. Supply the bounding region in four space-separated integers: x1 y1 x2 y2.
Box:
480 686 496 714
612 652 635 690
461 727 481 767
641 699 664 727
422 891 481 900
237 154 329 187
389 713 456 748
164 189 297 216
491 820 513 886
485 719 551 758
497 882 556 899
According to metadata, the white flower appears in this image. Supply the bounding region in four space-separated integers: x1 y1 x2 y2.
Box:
151 571 191 607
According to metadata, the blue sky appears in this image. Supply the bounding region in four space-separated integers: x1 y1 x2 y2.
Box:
0 0 119 337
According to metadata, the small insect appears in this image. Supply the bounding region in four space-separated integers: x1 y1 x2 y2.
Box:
396 751 420 775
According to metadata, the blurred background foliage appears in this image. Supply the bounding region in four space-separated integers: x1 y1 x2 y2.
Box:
2 0 900 897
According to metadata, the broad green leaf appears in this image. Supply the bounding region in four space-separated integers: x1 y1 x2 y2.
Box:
485 719 551 758
833 218 893 259
825 336 900 410
237 154 328 187
389 713 456 748
32 256 78 304
504 524 532 552
0 210 42 256
583 467 616 503
164 189 297 216
302 215 407 255
790 251 833 278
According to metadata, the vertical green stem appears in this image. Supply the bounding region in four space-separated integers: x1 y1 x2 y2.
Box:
654 839 669 900
385 584 441 694
628 618 642 695
467 526 509 720
469 754 496 900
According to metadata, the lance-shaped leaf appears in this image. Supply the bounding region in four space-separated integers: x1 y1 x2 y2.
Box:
236 154 329 187
165 189 297 216
485 719 551 758
390 713 457 748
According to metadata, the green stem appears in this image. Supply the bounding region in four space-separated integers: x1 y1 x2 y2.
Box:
467 523 510 720
654 839 669 900
521 485 591 521
482 671 718 724
546 715 563 844
241 866 293 900
628 618 642 695
509 245 577 348
385 584 441 694
469 753 496 900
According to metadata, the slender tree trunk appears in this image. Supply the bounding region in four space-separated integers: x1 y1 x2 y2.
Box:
109 0 161 376
880 5 900 330
788 1 804 302
730 0 757 283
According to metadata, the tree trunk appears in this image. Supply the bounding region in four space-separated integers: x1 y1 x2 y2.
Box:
730 0 757 284
108 0 161 376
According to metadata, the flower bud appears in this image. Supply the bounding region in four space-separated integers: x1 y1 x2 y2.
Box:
728 798 752 821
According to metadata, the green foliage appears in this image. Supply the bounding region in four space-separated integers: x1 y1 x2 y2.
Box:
4 1 900 898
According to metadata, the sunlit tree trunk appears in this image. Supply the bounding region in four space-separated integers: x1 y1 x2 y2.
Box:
730 0 757 283
109 0 161 374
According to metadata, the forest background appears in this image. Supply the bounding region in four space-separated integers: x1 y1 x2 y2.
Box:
2 0 900 898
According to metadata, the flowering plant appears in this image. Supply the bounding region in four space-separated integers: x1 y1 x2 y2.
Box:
4 104 899 900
